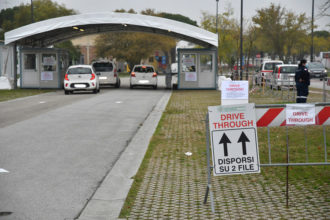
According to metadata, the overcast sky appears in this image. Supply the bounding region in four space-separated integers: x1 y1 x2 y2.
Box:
1 0 329 30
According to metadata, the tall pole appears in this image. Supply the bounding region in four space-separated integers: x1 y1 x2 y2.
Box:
216 0 219 34
310 0 314 62
240 0 243 80
216 0 220 75
31 0 34 23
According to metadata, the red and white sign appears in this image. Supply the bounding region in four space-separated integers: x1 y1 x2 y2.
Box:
256 106 330 127
286 104 315 125
208 103 260 176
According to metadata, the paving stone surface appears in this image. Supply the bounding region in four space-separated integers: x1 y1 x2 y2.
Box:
126 91 329 219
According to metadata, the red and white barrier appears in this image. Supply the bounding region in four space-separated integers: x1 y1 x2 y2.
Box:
256 106 330 127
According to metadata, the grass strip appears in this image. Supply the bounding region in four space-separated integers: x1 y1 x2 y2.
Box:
0 89 53 102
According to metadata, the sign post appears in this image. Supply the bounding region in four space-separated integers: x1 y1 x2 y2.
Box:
204 103 260 212
208 103 260 176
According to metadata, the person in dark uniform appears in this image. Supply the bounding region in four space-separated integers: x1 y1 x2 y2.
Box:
295 59 310 103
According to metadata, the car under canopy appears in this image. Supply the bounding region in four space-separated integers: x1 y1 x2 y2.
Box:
4 12 218 48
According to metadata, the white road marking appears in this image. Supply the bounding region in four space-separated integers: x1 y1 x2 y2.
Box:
0 168 9 173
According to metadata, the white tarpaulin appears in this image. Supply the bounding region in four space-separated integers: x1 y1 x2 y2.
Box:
5 12 218 47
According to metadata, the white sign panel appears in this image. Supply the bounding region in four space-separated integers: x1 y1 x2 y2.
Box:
41 71 53 81
185 72 197 81
286 104 315 125
208 103 260 176
182 57 195 67
221 81 249 100
43 56 56 66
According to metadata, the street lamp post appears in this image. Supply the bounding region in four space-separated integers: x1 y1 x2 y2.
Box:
310 0 314 62
31 0 34 23
216 0 219 34
240 0 243 80
216 0 220 75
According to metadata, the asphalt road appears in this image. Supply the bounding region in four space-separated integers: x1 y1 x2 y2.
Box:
310 78 330 90
0 77 167 220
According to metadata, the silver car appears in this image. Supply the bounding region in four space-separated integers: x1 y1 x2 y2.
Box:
270 64 297 90
130 65 157 89
92 61 120 87
64 65 100 95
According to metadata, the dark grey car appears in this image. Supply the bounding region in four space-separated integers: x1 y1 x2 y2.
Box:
307 62 327 80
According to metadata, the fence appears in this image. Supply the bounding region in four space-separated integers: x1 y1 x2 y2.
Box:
253 75 330 103
204 102 329 212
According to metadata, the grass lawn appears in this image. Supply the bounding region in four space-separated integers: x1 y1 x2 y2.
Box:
120 89 329 218
0 89 53 102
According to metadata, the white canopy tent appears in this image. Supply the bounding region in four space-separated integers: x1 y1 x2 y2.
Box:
5 12 218 48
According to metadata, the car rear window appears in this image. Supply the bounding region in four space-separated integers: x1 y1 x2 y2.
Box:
280 66 297 73
264 62 282 70
93 62 113 72
308 62 324 68
68 67 92 74
133 66 154 73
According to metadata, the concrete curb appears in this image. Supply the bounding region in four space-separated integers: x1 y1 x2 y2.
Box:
77 91 172 220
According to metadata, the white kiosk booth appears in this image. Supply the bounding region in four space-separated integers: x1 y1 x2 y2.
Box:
20 48 69 89
178 48 217 89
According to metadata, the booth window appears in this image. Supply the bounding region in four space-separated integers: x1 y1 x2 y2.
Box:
200 54 213 72
24 54 36 70
42 54 57 71
182 54 196 72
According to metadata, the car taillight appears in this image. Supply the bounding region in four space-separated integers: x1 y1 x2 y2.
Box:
90 73 95 80
278 67 281 79
114 73 117 77
65 73 69 81
131 72 136 77
152 72 157 77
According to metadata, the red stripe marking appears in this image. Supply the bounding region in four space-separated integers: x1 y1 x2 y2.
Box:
257 108 284 127
316 106 330 125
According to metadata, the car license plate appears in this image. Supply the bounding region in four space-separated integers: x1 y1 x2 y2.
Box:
99 76 107 80
139 80 149 83
315 74 319 77
74 84 86 88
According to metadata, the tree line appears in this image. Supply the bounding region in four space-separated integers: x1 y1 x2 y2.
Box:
201 3 330 71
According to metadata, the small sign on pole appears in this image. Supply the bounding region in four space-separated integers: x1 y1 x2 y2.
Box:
208 103 260 176
221 81 249 105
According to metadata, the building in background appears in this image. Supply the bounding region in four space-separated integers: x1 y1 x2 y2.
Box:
71 35 98 64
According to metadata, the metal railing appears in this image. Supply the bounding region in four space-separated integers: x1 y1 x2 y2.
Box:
204 103 329 212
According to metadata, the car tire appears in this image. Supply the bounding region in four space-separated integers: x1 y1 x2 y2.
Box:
64 90 69 95
153 85 157 90
93 89 97 94
115 79 121 88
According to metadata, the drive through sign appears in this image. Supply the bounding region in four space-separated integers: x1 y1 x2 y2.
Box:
208 103 260 176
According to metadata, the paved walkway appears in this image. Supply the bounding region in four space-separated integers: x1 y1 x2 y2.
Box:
125 91 329 219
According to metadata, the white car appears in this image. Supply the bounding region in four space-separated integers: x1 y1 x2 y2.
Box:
256 60 284 84
64 65 100 94
91 60 120 87
130 65 157 89
271 64 297 89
